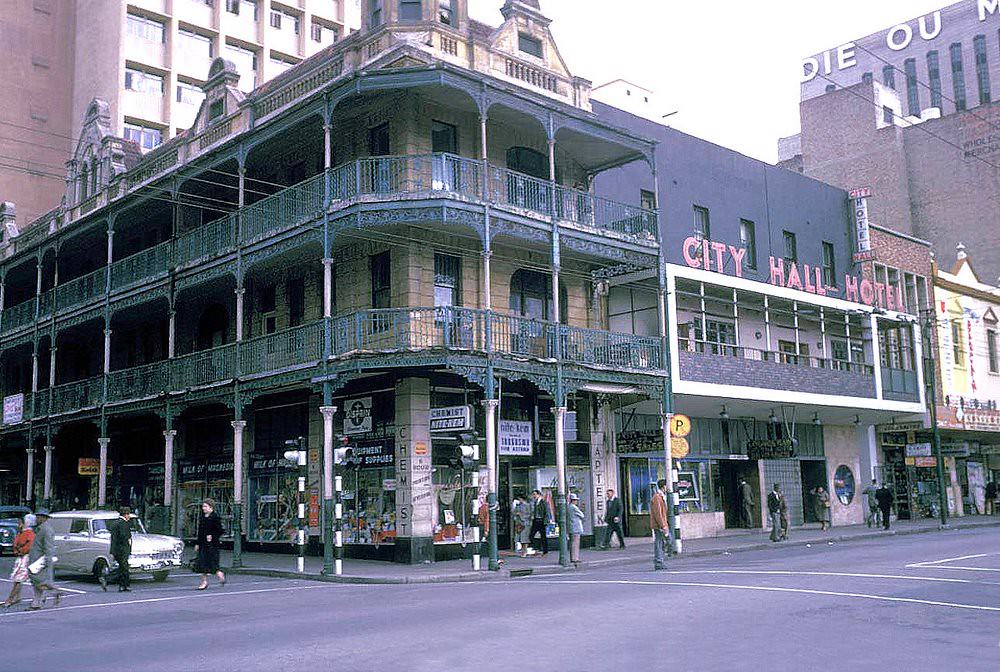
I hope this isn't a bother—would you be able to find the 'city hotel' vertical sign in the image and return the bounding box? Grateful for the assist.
[849,186,876,263]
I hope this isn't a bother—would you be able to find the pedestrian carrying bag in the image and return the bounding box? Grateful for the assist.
[27,556,47,575]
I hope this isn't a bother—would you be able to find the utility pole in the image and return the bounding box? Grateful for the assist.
[284,437,309,573]
[920,309,949,527]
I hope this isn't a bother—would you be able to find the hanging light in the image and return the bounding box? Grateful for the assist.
[812,412,821,426]
[768,409,778,424]
[720,405,730,421]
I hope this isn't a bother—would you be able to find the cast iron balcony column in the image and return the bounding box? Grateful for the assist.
[31,347,39,393]
[552,406,569,567]
[167,310,176,358]
[42,445,54,502]
[231,419,247,568]
[103,328,112,374]
[97,437,110,507]
[322,259,334,318]
[24,447,35,505]
[320,405,337,575]
[163,430,176,510]
[483,398,499,570]
[235,287,245,342]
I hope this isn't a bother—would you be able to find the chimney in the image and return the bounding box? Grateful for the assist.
[0,202,17,242]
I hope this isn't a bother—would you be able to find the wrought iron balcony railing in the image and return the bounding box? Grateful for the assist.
[0,155,658,339]
[16,308,662,422]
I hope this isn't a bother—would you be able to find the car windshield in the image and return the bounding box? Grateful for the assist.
[91,517,147,535]
[0,509,28,522]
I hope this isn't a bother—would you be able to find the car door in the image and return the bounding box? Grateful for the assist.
[47,518,76,574]
[64,518,95,574]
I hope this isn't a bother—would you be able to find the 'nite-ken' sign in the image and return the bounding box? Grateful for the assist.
[681,236,904,310]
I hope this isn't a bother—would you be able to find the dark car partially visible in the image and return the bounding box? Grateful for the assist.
[0,506,31,555]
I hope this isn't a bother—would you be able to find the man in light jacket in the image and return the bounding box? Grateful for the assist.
[28,509,66,610]
[650,479,673,570]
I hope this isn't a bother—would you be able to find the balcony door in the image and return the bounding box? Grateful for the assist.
[505,147,550,211]
[367,123,391,193]
[431,121,458,191]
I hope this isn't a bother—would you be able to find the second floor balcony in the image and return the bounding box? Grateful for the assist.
[5,306,663,424]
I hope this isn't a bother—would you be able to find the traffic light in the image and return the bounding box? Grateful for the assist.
[283,437,307,464]
[334,435,358,469]
[448,444,477,471]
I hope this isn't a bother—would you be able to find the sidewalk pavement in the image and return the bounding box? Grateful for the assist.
[214,515,1000,584]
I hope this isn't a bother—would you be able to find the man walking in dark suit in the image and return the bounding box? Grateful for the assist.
[104,507,133,592]
[767,484,783,542]
[875,483,894,531]
[528,490,549,555]
[602,488,626,549]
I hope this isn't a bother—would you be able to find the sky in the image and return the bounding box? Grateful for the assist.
[468,0,951,163]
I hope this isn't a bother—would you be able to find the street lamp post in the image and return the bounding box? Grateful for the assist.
[284,437,308,573]
[919,309,949,527]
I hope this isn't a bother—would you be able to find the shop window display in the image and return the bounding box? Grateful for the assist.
[247,453,300,543]
[340,466,396,545]
[433,466,486,543]
[176,458,234,540]
[627,458,719,516]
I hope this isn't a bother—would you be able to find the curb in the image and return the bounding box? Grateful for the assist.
[222,519,1000,584]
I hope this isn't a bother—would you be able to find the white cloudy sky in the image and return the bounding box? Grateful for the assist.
[468,0,949,163]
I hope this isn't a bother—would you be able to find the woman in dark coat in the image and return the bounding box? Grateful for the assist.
[195,498,226,590]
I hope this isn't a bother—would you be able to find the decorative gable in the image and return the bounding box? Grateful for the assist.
[192,58,246,135]
[65,99,133,206]
[494,0,571,78]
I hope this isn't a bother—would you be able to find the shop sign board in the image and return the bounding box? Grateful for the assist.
[353,438,395,468]
[905,443,933,457]
[77,458,112,476]
[499,420,533,456]
[849,186,873,262]
[877,421,924,433]
[344,396,373,435]
[914,456,938,468]
[746,439,796,460]
[178,458,234,482]
[941,443,971,457]
[430,405,472,432]
[675,471,699,502]
[249,453,297,474]
[3,393,23,425]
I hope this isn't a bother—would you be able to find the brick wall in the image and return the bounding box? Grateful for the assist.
[678,349,877,398]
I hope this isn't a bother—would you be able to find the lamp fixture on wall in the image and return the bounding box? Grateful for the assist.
[812,412,821,426]
[854,414,861,426]
[720,405,729,421]
[768,409,777,424]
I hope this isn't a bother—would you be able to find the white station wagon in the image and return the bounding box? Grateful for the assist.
[47,510,185,582]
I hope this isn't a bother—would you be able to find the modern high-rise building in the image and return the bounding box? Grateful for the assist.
[0,0,357,229]
[780,0,1000,283]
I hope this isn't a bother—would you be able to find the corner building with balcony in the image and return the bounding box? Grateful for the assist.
[0,0,669,562]
[594,103,928,537]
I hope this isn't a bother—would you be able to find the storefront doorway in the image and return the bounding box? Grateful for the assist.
[799,459,828,524]
[718,459,760,528]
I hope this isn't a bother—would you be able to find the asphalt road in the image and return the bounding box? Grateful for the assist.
[2,528,999,671]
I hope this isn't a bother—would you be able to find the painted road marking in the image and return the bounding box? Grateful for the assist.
[526,578,1000,613]
[0,583,344,620]
[609,569,1000,586]
[907,553,992,567]
[0,578,87,594]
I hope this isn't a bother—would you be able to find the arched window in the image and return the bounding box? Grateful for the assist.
[509,269,567,323]
[90,158,99,195]
[79,164,90,201]
[196,304,229,350]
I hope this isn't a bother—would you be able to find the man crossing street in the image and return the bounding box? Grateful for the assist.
[602,489,625,550]
[103,507,133,592]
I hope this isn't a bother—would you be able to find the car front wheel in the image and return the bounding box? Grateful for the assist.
[93,557,109,584]
[152,570,169,582]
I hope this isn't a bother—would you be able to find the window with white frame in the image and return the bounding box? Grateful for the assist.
[178,30,214,61]
[126,14,165,43]
[988,326,999,374]
[124,123,163,150]
[176,81,205,105]
[125,68,164,94]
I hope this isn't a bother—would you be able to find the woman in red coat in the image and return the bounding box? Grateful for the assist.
[2,515,35,608]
